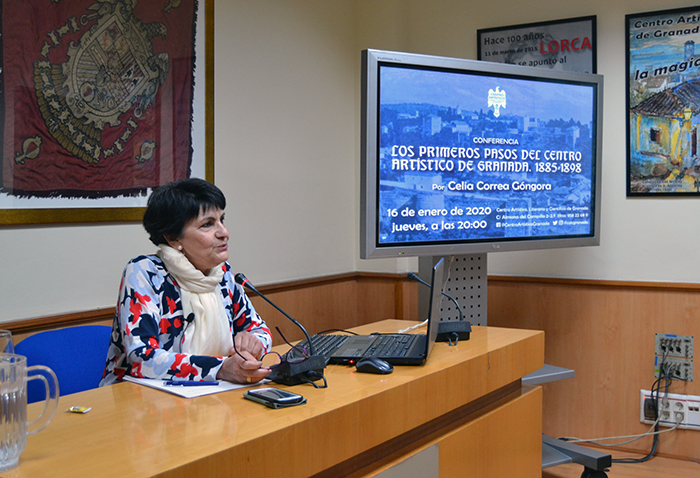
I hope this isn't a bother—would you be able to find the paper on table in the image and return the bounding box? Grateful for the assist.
[123,376,268,398]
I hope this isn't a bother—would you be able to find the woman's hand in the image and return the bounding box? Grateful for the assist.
[234,331,265,360]
[216,332,269,384]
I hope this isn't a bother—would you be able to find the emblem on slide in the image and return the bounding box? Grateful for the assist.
[487,86,506,117]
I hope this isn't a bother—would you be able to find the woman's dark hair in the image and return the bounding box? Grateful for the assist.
[142,178,226,245]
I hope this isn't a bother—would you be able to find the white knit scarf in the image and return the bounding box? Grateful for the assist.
[157,245,233,357]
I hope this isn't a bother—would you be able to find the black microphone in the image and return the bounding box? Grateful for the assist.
[234,273,326,386]
[407,272,471,343]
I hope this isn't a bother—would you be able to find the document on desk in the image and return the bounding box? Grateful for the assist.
[123,376,268,398]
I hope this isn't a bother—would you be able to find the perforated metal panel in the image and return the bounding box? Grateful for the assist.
[418,254,487,326]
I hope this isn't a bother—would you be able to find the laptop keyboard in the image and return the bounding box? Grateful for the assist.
[286,334,350,360]
[367,334,415,358]
[285,333,418,361]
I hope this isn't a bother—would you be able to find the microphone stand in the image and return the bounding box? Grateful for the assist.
[407,272,471,343]
[235,273,326,386]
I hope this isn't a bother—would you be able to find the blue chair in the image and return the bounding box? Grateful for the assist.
[15,325,112,404]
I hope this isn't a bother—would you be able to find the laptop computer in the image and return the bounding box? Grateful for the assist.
[296,257,445,366]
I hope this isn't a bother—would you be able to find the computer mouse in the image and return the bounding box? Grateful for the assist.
[355,357,393,374]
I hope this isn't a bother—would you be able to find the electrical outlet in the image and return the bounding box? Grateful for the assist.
[655,333,694,358]
[640,390,700,431]
[654,356,694,381]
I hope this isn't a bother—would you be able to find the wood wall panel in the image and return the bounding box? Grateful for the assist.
[247,274,419,345]
[488,277,700,461]
[5,273,419,348]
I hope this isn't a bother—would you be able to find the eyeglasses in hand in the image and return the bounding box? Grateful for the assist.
[232,326,309,371]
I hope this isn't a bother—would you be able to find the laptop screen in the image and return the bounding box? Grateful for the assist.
[426,258,446,358]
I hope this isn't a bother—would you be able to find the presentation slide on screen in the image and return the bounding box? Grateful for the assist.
[377,66,596,246]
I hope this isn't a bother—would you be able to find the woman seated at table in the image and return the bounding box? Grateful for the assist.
[100,178,272,386]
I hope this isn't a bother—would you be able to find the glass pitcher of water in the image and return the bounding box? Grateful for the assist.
[0,353,59,471]
[0,330,13,354]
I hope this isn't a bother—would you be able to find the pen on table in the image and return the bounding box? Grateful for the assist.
[164,381,220,387]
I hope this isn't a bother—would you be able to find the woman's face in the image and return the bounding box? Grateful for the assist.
[169,207,229,274]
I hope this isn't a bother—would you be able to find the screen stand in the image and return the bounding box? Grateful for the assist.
[418,254,487,327]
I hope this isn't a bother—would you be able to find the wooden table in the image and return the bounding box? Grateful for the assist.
[8,321,544,478]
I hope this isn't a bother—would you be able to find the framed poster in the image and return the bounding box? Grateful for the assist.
[477,16,597,74]
[0,0,214,225]
[627,6,700,196]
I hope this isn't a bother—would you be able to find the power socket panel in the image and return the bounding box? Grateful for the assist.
[655,333,694,358]
[640,389,700,431]
[654,356,694,381]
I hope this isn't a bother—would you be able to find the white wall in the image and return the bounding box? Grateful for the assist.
[216,1,359,283]
[2,0,700,323]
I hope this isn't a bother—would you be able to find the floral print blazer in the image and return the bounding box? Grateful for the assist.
[100,255,272,386]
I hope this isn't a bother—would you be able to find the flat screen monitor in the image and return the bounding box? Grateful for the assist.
[361,49,603,259]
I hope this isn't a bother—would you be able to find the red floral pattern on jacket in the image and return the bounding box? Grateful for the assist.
[100,255,271,385]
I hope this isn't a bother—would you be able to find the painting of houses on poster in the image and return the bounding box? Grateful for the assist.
[627,6,700,195]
